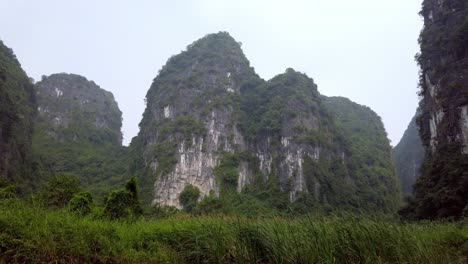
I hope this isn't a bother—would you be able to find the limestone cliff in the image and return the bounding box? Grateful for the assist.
[392,112,425,194]
[35,73,122,145]
[401,0,468,219]
[136,32,261,206]
[135,32,400,212]
[33,74,127,194]
[0,40,36,185]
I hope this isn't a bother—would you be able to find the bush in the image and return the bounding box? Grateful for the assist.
[0,185,16,199]
[68,192,93,216]
[104,189,133,219]
[179,184,200,213]
[104,177,143,220]
[37,175,81,208]
[197,190,223,215]
[0,177,16,199]
[125,176,143,216]
[148,204,179,218]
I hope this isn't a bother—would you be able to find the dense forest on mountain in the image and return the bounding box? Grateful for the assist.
[0,1,467,260]
[400,0,468,220]
[392,112,425,194]
[133,32,401,215]
[0,40,36,191]
[31,74,131,198]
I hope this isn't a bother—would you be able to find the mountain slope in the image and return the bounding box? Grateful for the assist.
[133,32,400,212]
[401,0,468,219]
[322,96,401,211]
[392,112,425,194]
[33,73,128,196]
[0,40,36,187]
[134,32,262,206]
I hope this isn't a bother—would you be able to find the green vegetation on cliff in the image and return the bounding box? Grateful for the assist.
[0,40,36,189]
[238,68,328,141]
[323,96,401,212]
[32,74,129,198]
[402,0,468,220]
[132,32,401,215]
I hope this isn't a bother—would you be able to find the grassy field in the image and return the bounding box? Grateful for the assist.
[0,199,466,263]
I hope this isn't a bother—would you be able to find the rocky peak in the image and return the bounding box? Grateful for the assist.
[135,33,400,212]
[35,73,122,145]
[137,32,262,207]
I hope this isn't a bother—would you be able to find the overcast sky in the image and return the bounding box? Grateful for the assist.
[0,0,423,146]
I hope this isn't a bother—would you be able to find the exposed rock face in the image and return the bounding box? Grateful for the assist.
[0,40,36,184]
[240,73,356,205]
[137,32,260,207]
[35,73,122,145]
[392,112,425,194]
[402,0,468,219]
[135,32,400,211]
[417,0,468,153]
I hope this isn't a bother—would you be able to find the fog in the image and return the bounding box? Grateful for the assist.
[0,0,423,146]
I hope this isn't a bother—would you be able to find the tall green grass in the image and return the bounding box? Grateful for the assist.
[0,199,466,263]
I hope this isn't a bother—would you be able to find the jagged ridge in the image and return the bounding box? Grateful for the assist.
[133,32,400,212]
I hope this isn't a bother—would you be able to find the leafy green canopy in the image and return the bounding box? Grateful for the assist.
[104,177,143,220]
[37,175,81,208]
[322,96,401,212]
[179,184,200,214]
[68,191,93,216]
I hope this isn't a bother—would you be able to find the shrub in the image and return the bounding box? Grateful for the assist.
[179,184,200,213]
[68,191,93,216]
[37,175,81,208]
[125,176,143,215]
[149,204,179,218]
[0,185,16,199]
[104,177,143,220]
[197,190,223,214]
[0,177,16,199]
[104,189,133,219]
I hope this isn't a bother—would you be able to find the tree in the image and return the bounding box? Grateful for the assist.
[179,184,200,214]
[104,176,143,220]
[38,175,81,208]
[124,176,143,215]
[68,191,93,216]
[197,190,223,215]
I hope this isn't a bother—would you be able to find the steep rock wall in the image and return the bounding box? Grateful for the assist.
[137,32,260,207]
[135,32,400,212]
[402,0,468,219]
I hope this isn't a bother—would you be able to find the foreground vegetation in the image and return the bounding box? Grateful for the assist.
[0,198,466,263]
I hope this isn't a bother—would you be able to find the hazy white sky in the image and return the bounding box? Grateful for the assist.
[0,0,423,146]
